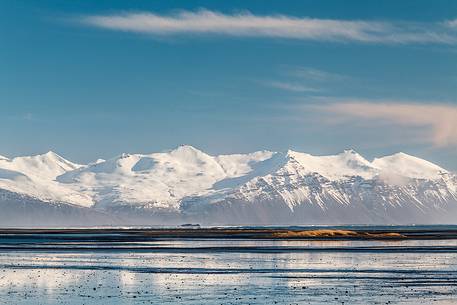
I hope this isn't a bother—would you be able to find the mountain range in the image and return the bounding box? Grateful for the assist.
[1,145,456,226]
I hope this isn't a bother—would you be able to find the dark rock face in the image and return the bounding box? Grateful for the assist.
[2,165,457,226]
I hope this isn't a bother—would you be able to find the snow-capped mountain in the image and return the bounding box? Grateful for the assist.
[0,151,92,207]
[1,145,456,226]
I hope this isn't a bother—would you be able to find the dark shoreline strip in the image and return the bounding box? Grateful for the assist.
[1,228,457,240]
[0,245,457,253]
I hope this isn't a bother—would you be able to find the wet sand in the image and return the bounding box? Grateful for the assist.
[0,226,456,304]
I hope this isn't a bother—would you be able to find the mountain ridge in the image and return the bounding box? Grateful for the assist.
[0,145,456,226]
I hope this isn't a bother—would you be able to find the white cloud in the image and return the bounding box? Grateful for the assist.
[317,101,457,147]
[266,81,319,92]
[445,19,457,28]
[79,10,457,44]
[263,67,347,93]
[289,67,347,81]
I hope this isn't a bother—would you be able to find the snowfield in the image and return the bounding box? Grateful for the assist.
[1,145,456,226]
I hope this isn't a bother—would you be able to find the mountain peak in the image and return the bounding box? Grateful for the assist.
[119,153,131,159]
[373,152,447,179]
[43,150,64,159]
[0,150,82,183]
[1,146,457,225]
[387,152,414,159]
[335,149,372,168]
[285,149,299,157]
[342,148,357,154]
[338,149,365,159]
[282,150,375,181]
[168,144,211,159]
[12,150,75,165]
[171,144,203,153]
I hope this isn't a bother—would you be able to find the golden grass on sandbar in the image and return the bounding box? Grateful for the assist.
[271,229,405,239]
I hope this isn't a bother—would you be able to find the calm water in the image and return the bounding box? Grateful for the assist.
[0,227,457,304]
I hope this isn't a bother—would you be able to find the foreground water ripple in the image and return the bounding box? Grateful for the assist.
[0,227,456,304]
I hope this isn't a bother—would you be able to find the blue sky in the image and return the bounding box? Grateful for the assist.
[1,0,457,169]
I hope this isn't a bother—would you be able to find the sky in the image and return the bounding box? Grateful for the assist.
[1,0,457,169]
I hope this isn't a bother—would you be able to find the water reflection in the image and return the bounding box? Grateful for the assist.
[0,239,456,304]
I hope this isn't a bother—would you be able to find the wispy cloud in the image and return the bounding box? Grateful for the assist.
[265,81,319,92]
[445,19,457,28]
[262,67,347,93]
[79,10,457,44]
[289,67,347,81]
[316,101,457,147]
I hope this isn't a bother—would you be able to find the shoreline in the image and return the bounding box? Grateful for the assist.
[1,226,457,240]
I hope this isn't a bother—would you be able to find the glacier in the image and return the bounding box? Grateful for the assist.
[0,145,456,226]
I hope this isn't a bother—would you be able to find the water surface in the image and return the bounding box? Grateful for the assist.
[0,226,456,304]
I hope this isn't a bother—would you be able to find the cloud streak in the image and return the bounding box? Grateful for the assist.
[446,19,457,28]
[286,67,347,82]
[265,81,319,92]
[79,10,457,44]
[318,101,457,147]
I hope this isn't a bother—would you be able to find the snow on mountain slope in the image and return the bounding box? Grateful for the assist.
[201,149,446,211]
[373,152,447,179]
[57,145,275,210]
[1,145,456,225]
[185,150,374,211]
[180,149,457,224]
[215,150,275,177]
[0,152,92,206]
[288,149,377,180]
[0,151,81,180]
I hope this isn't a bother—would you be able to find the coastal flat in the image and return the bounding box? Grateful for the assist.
[0,226,456,304]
